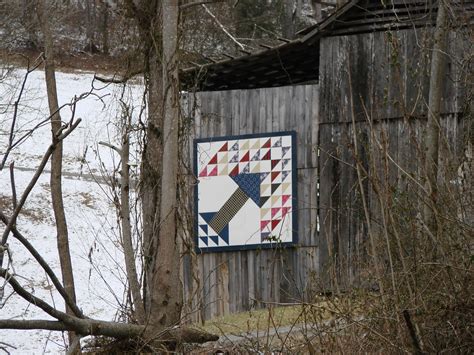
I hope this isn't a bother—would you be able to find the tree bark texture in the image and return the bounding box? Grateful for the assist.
[137,0,165,314]
[120,126,145,323]
[145,0,182,331]
[133,0,183,331]
[0,319,217,343]
[424,0,448,231]
[37,0,79,349]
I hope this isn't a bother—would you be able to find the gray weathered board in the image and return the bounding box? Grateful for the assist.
[318,28,472,289]
[181,85,320,321]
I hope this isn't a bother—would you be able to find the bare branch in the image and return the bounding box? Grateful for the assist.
[0,318,218,343]
[0,340,16,354]
[0,319,73,332]
[98,141,122,155]
[8,163,17,210]
[0,211,84,318]
[202,4,245,50]
[0,268,74,322]
[0,119,82,268]
[94,68,144,84]
[1,89,97,168]
[0,59,43,171]
[0,267,217,341]
[180,0,225,10]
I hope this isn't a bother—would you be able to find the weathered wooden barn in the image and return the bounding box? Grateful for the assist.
[180,0,473,321]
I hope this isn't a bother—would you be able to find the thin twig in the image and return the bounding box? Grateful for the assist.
[9,163,17,210]
[0,211,84,318]
[0,58,43,171]
[0,119,82,268]
[202,4,245,50]
[180,0,225,10]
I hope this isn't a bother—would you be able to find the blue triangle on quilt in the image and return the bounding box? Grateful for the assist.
[199,224,208,235]
[282,146,291,157]
[230,142,239,151]
[209,235,219,245]
[218,225,229,245]
[199,237,209,246]
[200,212,216,225]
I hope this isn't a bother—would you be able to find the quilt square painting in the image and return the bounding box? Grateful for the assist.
[194,131,297,252]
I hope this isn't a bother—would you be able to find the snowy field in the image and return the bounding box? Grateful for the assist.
[0,67,144,353]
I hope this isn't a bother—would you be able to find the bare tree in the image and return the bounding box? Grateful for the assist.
[37,0,80,350]
[123,0,182,334]
[148,0,181,331]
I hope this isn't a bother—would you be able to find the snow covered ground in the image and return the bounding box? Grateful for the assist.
[0,68,144,353]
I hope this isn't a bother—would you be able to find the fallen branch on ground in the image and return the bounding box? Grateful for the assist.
[0,267,217,343]
[94,68,144,84]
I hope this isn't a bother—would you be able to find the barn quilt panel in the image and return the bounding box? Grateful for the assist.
[194,131,297,252]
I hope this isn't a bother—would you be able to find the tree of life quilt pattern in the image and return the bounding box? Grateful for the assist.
[194,131,297,252]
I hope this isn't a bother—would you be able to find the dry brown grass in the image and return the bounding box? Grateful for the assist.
[0,193,51,223]
[0,48,125,76]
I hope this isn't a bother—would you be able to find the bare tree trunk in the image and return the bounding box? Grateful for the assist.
[139,1,164,315]
[85,0,97,53]
[120,120,145,323]
[126,0,182,335]
[424,0,448,232]
[37,0,80,351]
[146,0,182,332]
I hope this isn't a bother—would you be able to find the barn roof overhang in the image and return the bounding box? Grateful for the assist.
[180,37,320,92]
[181,0,474,92]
